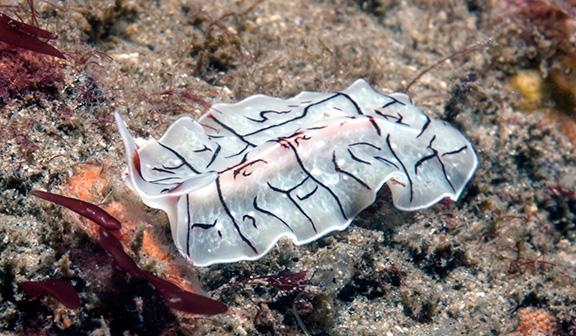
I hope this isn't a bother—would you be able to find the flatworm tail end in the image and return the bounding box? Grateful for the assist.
[114,111,138,186]
[114,112,172,209]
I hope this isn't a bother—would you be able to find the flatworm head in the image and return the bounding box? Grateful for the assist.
[115,79,477,266]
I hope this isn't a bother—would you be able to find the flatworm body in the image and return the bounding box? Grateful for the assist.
[115,79,477,266]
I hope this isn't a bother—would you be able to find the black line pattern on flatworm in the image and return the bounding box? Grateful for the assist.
[224,144,251,159]
[374,156,399,169]
[253,197,295,233]
[347,148,371,165]
[414,136,438,175]
[147,176,184,185]
[245,110,292,123]
[193,145,213,153]
[215,177,258,255]
[285,141,349,221]
[233,159,267,179]
[417,114,431,138]
[442,145,468,157]
[297,185,318,201]
[206,143,221,168]
[367,116,381,136]
[157,142,202,174]
[267,178,318,234]
[350,142,382,150]
[306,125,328,131]
[152,166,176,175]
[381,96,406,108]
[186,195,219,256]
[241,92,364,138]
[332,151,371,190]
[413,136,456,193]
[209,115,257,148]
[385,134,413,202]
[243,215,257,229]
[197,93,368,174]
[157,161,186,171]
[375,111,409,126]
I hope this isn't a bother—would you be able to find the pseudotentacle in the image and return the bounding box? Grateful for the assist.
[115,79,477,267]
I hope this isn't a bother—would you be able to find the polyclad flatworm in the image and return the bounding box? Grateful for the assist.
[115,79,478,267]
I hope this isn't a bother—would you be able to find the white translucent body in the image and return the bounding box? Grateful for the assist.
[115,79,478,266]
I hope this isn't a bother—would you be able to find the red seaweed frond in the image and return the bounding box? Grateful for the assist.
[32,190,228,315]
[0,13,65,59]
[31,190,122,231]
[0,0,67,104]
[20,279,81,310]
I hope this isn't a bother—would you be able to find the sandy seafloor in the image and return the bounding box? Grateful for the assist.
[1,0,576,335]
